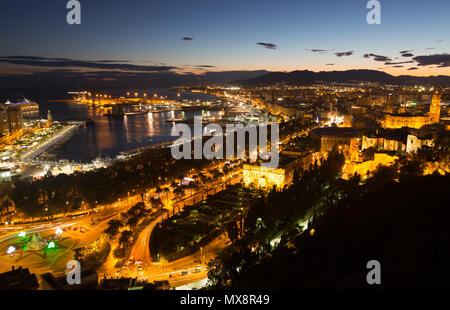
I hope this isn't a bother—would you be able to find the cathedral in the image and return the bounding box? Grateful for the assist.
[383,92,441,129]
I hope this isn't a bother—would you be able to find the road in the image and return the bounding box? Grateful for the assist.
[1,163,241,289]
[119,174,239,288]
[0,197,136,275]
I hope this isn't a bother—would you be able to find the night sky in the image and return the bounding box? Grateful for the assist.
[0,0,449,86]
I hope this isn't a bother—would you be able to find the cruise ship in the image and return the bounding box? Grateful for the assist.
[3,98,40,113]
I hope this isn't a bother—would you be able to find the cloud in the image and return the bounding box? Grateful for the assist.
[0,56,177,72]
[326,63,335,66]
[182,37,193,41]
[257,42,277,50]
[385,60,414,65]
[335,51,354,57]
[363,53,392,62]
[407,67,419,70]
[412,54,450,67]
[437,40,443,43]
[196,65,216,68]
[307,48,333,53]
[399,50,414,57]
[425,47,436,50]
[392,65,403,68]
[1,56,71,61]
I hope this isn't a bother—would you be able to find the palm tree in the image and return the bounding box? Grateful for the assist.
[104,219,123,237]
[127,215,140,229]
[119,230,133,249]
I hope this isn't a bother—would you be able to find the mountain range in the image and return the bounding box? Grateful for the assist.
[233,69,450,87]
[1,69,450,89]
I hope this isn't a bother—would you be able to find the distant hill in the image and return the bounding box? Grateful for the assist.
[234,69,450,87]
[0,70,270,89]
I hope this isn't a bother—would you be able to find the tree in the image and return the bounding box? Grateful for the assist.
[143,280,170,290]
[1,198,14,214]
[127,216,140,229]
[104,219,123,237]
[162,187,170,206]
[119,230,133,249]
[150,197,163,209]
[225,222,240,242]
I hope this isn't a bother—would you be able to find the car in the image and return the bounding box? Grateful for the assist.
[121,266,127,271]
[135,260,143,265]
[137,265,144,271]
[180,271,188,276]
[127,257,135,265]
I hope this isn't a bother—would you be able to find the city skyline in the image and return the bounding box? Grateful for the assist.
[0,0,450,295]
[0,0,449,87]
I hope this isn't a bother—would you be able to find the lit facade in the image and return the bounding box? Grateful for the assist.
[243,164,286,190]
[242,156,302,190]
[383,93,441,129]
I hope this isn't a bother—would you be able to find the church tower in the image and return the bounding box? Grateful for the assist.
[429,92,441,124]
[46,110,53,127]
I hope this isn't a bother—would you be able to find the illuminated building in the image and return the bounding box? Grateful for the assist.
[383,92,441,129]
[429,92,441,124]
[361,129,434,154]
[0,168,11,182]
[405,134,434,153]
[0,107,7,135]
[312,127,361,162]
[242,156,302,190]
[6,106,24,134]
[347,153,398,179]
[46,110,53,127]
[243,164,287,190]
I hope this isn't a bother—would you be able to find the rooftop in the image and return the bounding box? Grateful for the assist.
[0,266,39,290]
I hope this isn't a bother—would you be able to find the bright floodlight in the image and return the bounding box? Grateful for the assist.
[47,241,56,249]
[7,246,16,254]
[18,231,26,238]
[55,227,63,235]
